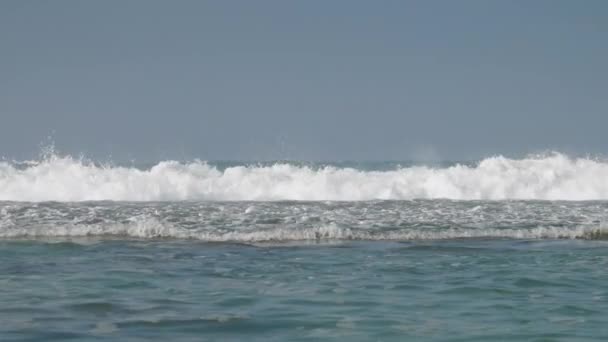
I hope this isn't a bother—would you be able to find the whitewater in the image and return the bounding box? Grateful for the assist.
[1,152,607,202]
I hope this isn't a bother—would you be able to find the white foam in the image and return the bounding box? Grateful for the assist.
[1,153,608,201]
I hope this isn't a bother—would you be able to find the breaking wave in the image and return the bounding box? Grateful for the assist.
[1,153,608,201]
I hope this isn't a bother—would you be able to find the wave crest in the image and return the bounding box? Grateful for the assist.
[1,153,608,201]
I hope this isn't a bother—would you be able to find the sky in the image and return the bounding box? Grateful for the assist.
[1,0,607,161]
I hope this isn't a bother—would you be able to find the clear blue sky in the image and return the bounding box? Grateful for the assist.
[1,1,607,161]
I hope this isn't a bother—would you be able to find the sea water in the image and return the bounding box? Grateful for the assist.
[1,154,608,341]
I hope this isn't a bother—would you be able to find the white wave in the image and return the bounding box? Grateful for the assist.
[1,217,605,241]
[1,153,608,201]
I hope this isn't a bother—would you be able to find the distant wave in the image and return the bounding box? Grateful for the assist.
[1,153,608,201]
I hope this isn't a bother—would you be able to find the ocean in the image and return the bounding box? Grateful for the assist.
[1,153,608,341]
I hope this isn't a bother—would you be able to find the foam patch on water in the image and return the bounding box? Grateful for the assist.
[2,217,606,242]
[1,153,608,201]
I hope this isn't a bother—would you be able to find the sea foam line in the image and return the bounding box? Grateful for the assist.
[1,218,606,241]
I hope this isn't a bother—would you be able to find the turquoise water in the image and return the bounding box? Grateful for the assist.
[2,238,608,341]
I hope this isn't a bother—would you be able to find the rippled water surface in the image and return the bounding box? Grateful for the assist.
[2,239,608,341]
